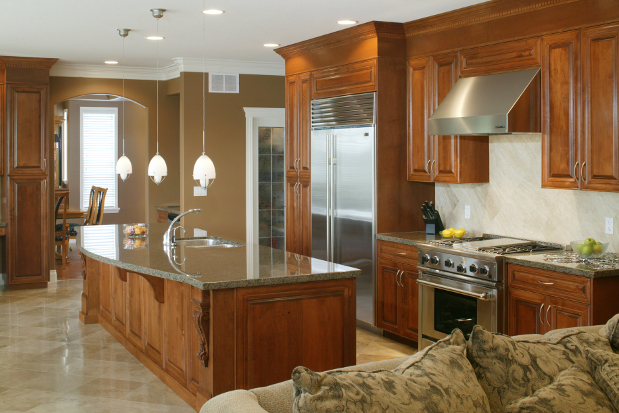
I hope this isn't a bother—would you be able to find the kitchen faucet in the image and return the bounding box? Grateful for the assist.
[163,208,201,247]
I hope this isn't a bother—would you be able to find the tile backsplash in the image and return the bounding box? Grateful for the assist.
[435,134,619,252]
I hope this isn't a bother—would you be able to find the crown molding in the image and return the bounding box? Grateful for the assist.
[50,57,284,80]
[0,56,58,70]
[404,0,577,37]
[275,21,404,59]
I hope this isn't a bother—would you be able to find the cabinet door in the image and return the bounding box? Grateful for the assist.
[298,73,311,177]
[285,178,300,254]
[581,24,619,192]
[311,59,376,99]
[5,84,48,176]
[298,177,311,257]
[541,31,581,189]
[431,53,459,183]
[546,297,590,331]
[508,287,546,336]
[6,176,48,285]
[407,57,432,182]
[400,264,419,341]
[460,37,541,77]
[376,259,401,334]
[285,75,299,176]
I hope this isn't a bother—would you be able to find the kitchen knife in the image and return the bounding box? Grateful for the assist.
[421,206,429,220]
[429,201,435,213]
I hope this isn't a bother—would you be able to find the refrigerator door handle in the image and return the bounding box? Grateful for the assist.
[325,134,330,262]
[330,134,335,264]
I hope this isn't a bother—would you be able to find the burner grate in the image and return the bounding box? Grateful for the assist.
[426,237,485,248]
[478,243,561,255]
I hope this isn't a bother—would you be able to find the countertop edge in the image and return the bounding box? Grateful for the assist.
[155,205,181,214]
[503,256,619,279]
[376,233,422,246]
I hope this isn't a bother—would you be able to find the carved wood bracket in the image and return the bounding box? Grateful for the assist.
[192,298,210,368]
[116,267,128,282]
[138,273,165,304]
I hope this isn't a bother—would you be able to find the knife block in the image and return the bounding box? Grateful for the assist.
[423,217,445,235]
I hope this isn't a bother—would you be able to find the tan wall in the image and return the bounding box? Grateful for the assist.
[180,73,285,241]
[64,99,147,225]
[49,77,180,224]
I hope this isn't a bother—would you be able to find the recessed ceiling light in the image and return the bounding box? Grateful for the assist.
[146,36,164,40]
[338,20,358,25]
[203,9,224,14]
[263,43,280,47]
[105,61,119,65]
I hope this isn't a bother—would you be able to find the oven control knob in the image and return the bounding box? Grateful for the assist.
[444,259,454,268]
[421,254,430,264]
[480,266,490,276]
[430,256,440,265]
[457,264,466,273]
[469,264,478,273]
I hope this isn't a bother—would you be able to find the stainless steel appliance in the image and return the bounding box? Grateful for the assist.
[416,235,562,349]
[311,92,376,325]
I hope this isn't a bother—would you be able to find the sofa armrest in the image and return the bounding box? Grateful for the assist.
[200,390,269,413]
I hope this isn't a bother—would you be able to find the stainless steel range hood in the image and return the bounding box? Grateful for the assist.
[428,68,541,136]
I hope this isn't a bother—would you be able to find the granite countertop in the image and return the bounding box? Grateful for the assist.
[505,255,619,279]
[0,222,5,228]
[155,205,181,214]
[377,231,441,246]
[77,223,360,290]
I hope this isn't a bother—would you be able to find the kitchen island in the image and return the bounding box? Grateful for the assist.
[77,223,360,411]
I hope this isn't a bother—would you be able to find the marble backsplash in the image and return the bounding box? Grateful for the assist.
[435,134,619,253]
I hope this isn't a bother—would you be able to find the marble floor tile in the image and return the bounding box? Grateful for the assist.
[85,346,141,364]
[0,326,58,339]
[0,388,63,412]
[75,330,125,347]
[60,358,132,377]
[354,327,416,365]
[0,335,27,349]
[35,327,99,343]
[0,338,66,354]
[7,354,77,373]
[0,351,38,367]
[27,394,172,413]
[121,381,191,406]
[68,377,147,399]
[17,371,97,393]
[98,362,158,383]
[0,368,49,388]
[39,342,109,359]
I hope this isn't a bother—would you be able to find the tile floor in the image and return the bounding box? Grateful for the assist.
[0,279,416,412]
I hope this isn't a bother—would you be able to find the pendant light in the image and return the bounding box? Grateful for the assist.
[147,8,168,185]
[116,28,133,181]
[193,0,216,189]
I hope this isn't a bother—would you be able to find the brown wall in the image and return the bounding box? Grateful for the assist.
[180,73,285,241]
[64,99,147,225]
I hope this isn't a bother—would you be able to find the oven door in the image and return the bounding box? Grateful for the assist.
[417,271,500,350]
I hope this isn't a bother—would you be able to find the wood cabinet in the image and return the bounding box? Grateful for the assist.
[311,59,377,100]
[507,264,619,336]
[285,176,310,256]
[407,53,489,184]
[376,240,419,341]
[459,37,542,78]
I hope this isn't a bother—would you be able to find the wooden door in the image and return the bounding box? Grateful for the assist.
[581,24,619,192]
[508,287,545,336]
[6,176,48,285]
[376,259,401,334]
[546,297,590,331]
[400,264,419,341]
[541,30,581,189]
[285,178,299,254]
[298,177,311,257]
[407,57,432,182]
[298,72,311,177]
[285,74,299,175]
[431,53,459,183]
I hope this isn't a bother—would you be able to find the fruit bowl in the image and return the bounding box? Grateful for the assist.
[441,228,467,239]
[570,240,609,258]
[123,223,149,238]
[124,237,148,249]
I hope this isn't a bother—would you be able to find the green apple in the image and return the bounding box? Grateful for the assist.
[593,244,603,254]
[581,245,593,256]
[584,238,596,246]
[576,244,584,254]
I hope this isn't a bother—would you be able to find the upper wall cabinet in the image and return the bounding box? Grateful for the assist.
[407,52,489,184]
[285,73,311,178]
[460,38,542,78]
[311,60,377,100]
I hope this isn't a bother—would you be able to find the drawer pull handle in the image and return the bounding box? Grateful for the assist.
[538,280,554,285]
[396,252,407,256]
[546,304,552,327]
[455,318,473,323]
[540,303,545,324]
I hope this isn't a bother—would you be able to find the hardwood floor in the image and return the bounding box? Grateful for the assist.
[55,241,83,280]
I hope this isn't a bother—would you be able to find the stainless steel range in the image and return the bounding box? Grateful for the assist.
[416,235,562,350]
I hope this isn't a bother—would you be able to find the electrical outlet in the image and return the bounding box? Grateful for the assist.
[606,217,614,235]
[193,228,208,237]
[194,186,207,196]
[465,205,471,219]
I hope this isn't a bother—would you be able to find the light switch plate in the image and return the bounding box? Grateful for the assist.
[194,186,207,196]
[606,217,614,235]
[194,228,208,237]
[465,205,471,219]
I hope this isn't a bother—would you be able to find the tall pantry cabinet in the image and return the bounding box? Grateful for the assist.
[0,56,57,289]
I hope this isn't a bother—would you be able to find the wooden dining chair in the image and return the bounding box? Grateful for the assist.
[85,186,108,225]
[54,194,70,268]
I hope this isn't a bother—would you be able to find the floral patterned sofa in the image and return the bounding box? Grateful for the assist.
[201,316,619,413]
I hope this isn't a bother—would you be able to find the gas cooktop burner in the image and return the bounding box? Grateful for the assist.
[544,252,619,270]
[479,243,561,255]
[425,237,485,247]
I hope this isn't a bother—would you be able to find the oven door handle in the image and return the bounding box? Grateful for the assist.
[416,277,493,300]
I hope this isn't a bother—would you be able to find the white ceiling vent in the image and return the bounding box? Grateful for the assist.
[209,73,239,93]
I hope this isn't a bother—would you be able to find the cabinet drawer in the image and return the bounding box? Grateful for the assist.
[311,59,376,99]
[377,240,418,264]
[460,37,541,77]
[508,264,590,304]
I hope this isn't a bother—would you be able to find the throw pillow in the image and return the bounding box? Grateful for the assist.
[505,366,616,413]
[292,329,491,413]
[601,314,619,352]
[587,348,619,409]
[467,325,612,412]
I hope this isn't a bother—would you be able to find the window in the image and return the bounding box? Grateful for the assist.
[80,107,119,212]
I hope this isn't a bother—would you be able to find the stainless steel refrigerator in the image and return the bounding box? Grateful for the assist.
[310,93,376,325]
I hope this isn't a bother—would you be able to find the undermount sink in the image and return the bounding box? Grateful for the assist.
[174,237,240,248]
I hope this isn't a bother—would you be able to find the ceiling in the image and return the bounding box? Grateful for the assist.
[1,0,485,75]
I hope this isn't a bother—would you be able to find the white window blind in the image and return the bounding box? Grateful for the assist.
[82,226,118,260]
[80,107,118,211]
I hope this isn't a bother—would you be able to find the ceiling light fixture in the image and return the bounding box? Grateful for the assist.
[203,9,224,14]
[147,8,168,185]
[105,60,118,65]
[116,28,133,182]
[146,36,164,40]
[337,20,358,25]
[263,43,280,47]
[193,0,216,190]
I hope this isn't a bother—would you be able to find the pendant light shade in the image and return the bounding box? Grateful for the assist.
[116,155,133,181]
[193,153,216,189]
[148,154,167,184]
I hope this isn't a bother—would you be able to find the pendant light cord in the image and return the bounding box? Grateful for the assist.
[202,0,206,155]
[156,18,160,155]
[122,34,126,156]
